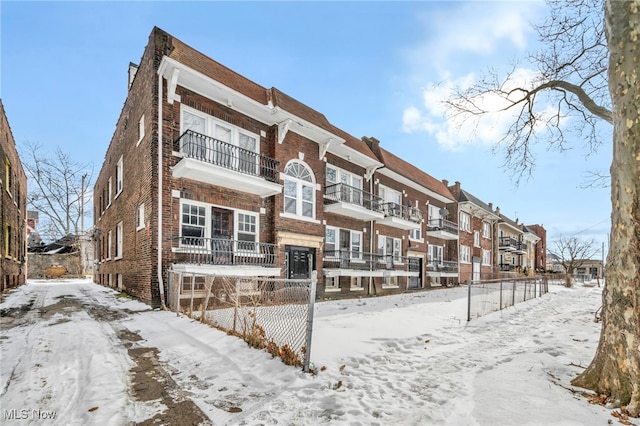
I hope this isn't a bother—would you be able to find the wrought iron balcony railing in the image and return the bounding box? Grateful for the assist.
[324,183,383,213]
[499,236,518,248]
[323,249,420,272]
[173,237,277,267]
[174,130,280,182]
[426,218,459,235]
[381,202,422,224]
[426,259,459,273]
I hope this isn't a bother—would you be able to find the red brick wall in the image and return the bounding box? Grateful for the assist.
[0,100,27,290]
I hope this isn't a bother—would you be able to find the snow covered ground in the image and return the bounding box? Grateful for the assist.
[0,278,622,425]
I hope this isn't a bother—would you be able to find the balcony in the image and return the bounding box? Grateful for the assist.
[513,242,527,254]
[499,236,518,251]
[426,218,459,240]
[324,183,385,221]
[173,237,277,268]
[323,250,421,274]
[426,259,459,277]
[172,130,282,198]
[377,202,422,230]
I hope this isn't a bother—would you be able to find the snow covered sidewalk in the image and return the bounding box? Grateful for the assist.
[0,279,618,425]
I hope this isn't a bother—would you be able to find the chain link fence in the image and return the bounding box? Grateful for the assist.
[167,271,317,371]
[467,277,549,321]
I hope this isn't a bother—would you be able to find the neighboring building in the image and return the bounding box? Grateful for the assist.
[448,182,500,282]
[521,225,541,275]
[0,99,27,290]
[526,224,547,272]
[496,210,526,273]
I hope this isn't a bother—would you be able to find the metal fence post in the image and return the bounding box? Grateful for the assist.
[304,271,317,372]
[499,280,503,310]
[467,279,472,321]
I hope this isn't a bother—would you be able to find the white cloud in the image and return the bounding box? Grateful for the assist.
[402,67,564,151]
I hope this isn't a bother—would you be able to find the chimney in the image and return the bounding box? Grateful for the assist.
[362,136,382,159]
[488,202,493,210]
[442,179,449,187]
[128,62,139,91]
[495,206,500,215]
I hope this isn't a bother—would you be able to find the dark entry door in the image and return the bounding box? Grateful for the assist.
[286,246,315,279]
[211,208,233,263]
[408,257,422,289]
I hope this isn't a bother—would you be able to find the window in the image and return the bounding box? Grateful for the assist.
[237,213,257,243]
[325,276,339,291]
[474,231,480,247]
[410,227,422,241]
[383,275,398,288]
[325,227,362,259]
[4,223,11,258]
[137,114,145,146]
[459,212,470,232]
[283,161,315,219]
[326,165,363,204]
[179,201,259,249]
[180,106,260,166]
[181,203,206,243]
[115,156,123,196]
[460,245,471,263]
[108,177,112,207]
[428,244,443,265]
[107,230,112,260]
[5,158,11,195]
[482,249,491,265]
[351,276,363,290]
[378,235,401,262]
[136,204,145,230]
[115,221,123,259]
[482,221,491,238]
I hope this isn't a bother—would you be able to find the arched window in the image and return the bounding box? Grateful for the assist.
[283,161,315,219]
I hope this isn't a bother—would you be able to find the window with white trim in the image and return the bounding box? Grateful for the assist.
[108,177,112,207]
[326,164,363,204]
[181,202,206,244]
[107,230,112,260]
[378,235,401,262]
[325,276,339,290]
[115,155,123,196]
[137,114,145,146]
[410,227,422,241]
[136,204,145,231]
[115,221,123,259]
[180,106,260,163]
[383,275,398,288]
[283,161,315,219]
[474,231,480,247]
[351,276,363,289]
[428,244,443,265]
[482,221,491,238]
[178,200,260,248]
[482,249,491,265]
[460,245,471,263]
[459,212,470,232]
[379,185,401,205]
[325,226,362,259]
[237,213,257,243]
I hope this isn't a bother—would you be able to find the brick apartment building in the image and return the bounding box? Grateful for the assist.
[448,181,500,282]
[94,27,545,306]
[1,99,27,290]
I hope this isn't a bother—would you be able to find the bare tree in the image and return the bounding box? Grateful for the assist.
[446,0,640,415]
[20,141,93,242]
[548,236,599,275]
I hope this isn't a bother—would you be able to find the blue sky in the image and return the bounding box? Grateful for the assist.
[1,1,611,255]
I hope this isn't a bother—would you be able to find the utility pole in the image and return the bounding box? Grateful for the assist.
[80,174,87,234]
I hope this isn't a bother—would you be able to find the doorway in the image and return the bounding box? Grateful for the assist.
[285,245,315,279]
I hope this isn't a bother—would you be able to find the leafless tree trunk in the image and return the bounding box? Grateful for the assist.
[19,141,93,242]
[571,1,640,414]
[548,236,599,275]
[446,0,639,414]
